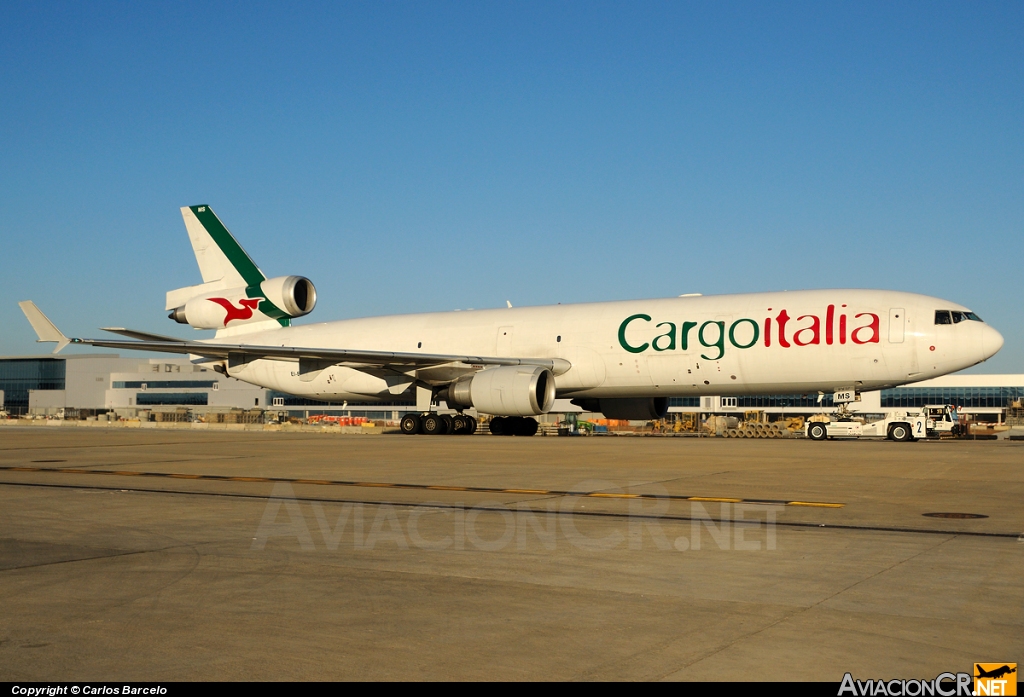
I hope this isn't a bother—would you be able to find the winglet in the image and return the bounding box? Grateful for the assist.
[18,301,71,354]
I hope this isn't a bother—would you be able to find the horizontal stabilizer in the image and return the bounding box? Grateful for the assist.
[165,280,232,312]
[18,301,71,354]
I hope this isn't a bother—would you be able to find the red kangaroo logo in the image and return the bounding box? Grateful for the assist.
[208,297,262,326]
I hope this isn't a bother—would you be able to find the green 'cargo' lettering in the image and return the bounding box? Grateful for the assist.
[618,314,651,353]
[728,318,759,349]
[698,321,725,360]
[652,322,676,351]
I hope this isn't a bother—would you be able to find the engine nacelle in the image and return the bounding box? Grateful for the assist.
[444,365,556,416]
[570,397,669,420]
[260,275,317,318]
[169,276,317,329]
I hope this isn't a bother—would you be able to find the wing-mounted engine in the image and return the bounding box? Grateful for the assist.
[168,275,317,330]
[442,365,556,416]
[570,397,668,420]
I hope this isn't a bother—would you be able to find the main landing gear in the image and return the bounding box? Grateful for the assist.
[399,414,540,436]
[400,413,477,436]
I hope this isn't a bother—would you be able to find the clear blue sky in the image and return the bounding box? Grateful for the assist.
[2,1,1021,372]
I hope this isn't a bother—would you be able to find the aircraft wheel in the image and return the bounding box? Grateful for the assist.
[489,416,507,435]
[400,414,422,435]
[890,423,913,442]
[807,423,828,441]
[422,413,446,435]
[465,415,478,434]
[451,414,469,434]
[441,414,455,435]
[518,417,539,436]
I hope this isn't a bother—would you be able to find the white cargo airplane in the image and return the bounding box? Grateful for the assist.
[20,205,1004,436]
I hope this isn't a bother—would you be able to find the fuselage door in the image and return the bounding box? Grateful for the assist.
[888,308,905,343]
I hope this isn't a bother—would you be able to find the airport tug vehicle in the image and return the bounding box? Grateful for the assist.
[805,389,961,442]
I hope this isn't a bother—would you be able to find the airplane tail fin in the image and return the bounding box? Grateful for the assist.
[181,205,265,287]
[166,205,306,338]
[19,301,71,354]
[165,205,267,311]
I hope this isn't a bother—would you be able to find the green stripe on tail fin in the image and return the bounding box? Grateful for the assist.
[187,205,266,287]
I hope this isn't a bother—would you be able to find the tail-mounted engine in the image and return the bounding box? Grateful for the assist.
[168,275,317,329]
[442,365,556,416]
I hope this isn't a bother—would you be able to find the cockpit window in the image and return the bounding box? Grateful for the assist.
[936,309,984,324]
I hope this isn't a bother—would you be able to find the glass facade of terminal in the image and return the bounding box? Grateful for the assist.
[880,386,1023,408]
[669,388,1022,410]
[737,394,835,408]
[135,392,209,406]
[267,390,415,408]
[113,380,217,389]
[0,358,66,414]
[671,388,1023,410]
[670,395,834,408]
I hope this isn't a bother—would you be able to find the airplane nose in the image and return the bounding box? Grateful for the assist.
[982,325,1004,359]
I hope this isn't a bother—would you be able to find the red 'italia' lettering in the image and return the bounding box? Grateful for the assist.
[851,313,880,344]
[793,315,821,346]
[620,302,883,356]
[775,310,792,348]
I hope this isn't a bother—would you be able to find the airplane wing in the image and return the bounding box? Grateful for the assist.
[100,327,190,342]
[66,335,571,372]
[19,301,571,375]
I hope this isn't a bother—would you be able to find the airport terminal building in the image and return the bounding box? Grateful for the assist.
[1,353,1021,423]
[0,354,414,420]
[678,373,1023,422]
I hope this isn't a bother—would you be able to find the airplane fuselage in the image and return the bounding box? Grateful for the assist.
[219,289,1003,403]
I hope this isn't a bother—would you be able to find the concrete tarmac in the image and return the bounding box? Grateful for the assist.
[0,428,1021,681]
